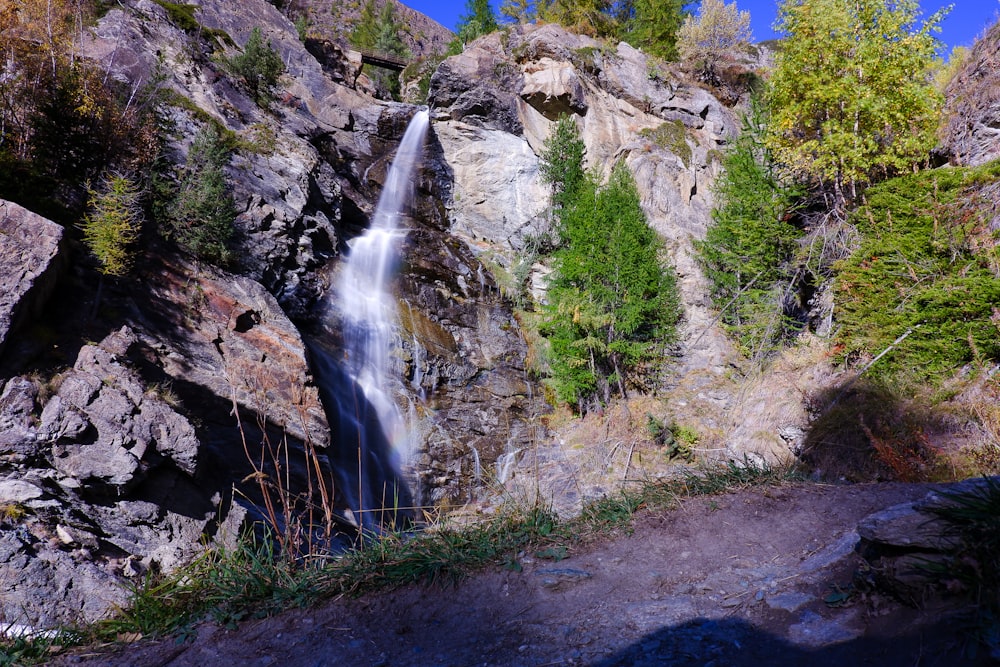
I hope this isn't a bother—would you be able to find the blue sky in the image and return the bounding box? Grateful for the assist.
[404,1,998,52]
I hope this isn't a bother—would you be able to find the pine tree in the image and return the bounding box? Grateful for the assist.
[82,173,143,277]
[537,0,616,38]
[454,0,499,47]
[543,163,681,411]
[160,124,236,265]
[227,27,284,106]
[349,0,382,51]
[349,0,409,99]
[697,98,801,357]
[539,116,587,227]
[625,0,693,60]
[764,0,947,209]
[373,1,407,56]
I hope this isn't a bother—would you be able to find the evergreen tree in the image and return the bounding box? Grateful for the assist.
[543,163,682,412]
[539,116,587,227]
[227,27,285,106]
[697,98,802,358]
[625,0,693,60]
[452,0,499,51]
[500,0,536,23]
[349,0,409,99]
[373,1,408,56]
[82,173,143,278]
[537,0,616,38]
[349,0,381,50]
[765,0,947,209]
[159,124,236,265]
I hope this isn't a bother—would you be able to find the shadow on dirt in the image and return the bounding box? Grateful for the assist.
[591,614,984,667]
[800,378,946,482]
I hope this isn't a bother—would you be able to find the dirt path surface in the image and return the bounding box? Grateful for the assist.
[57,483,985,667]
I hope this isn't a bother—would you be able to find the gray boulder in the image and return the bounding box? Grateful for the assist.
[0,200,65,362]
[857,478,1000,603]
[39,327,200,492]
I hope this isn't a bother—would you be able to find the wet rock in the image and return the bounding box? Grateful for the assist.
[0,200,65,362]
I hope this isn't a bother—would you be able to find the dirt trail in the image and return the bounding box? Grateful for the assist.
[56,482,985,667]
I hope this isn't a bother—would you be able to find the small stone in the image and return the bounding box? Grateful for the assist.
[0,479,43,503]
[537,567,592,590]
[55,525,75,546]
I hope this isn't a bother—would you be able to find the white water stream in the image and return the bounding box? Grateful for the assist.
[337,109,428,466]
[310,110,430,533]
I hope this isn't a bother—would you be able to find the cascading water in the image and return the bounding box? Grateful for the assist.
[338,109,429,463]
[311,109,429,534]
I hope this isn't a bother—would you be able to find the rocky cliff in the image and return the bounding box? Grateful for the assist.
[0,0,769,626]
[941,22,1000,167]
[0,0,533,629]
[9,0,976,632]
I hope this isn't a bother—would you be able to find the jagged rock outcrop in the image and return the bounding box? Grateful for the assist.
[0,328,242,631]
[396,226,540,506]
[41,327,200,490]
[82,0,544,510]
[0,200,65,362]
[941,23,1000,167]
[127,257,329,449]
[88,0,414,318]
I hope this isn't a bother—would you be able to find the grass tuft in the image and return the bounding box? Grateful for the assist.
[921,477,1000,658]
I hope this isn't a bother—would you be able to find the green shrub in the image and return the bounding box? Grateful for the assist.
[639,120,691,166]
[539,116,587,223]
[157,124,236,265]
[152,0,199,32]
[81,173,143,277]
[834,161,1000,384]
[542,164,682,412]
[697,98,802,359]
[225,27,284,106]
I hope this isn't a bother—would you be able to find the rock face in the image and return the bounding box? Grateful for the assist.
[42,327,200,490]
[0,328,240,631]
[941,23,1000,167]
[78,1,544,518]
[127,257,329,449]
[429,24,736,364]
[0,0,849,630]
[855,478,998,604]
[429,24,775,469]
[0,200,65,362]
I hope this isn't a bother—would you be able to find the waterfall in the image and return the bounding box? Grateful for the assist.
[338,109,429,463]
[312,109,429,534]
